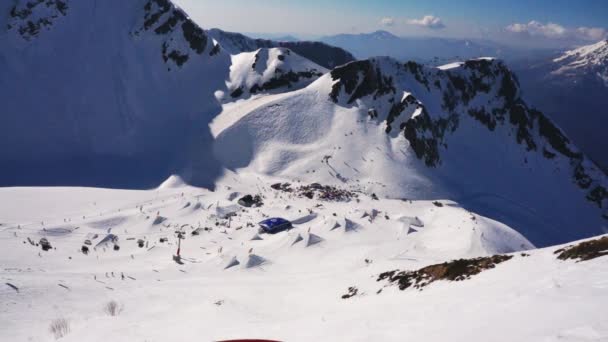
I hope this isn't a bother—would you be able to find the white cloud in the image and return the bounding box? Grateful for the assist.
[379,17,395,27]
[506,21,606,41]
[506,21,566,38]
[576,27,608,41]
[407,15,445,29]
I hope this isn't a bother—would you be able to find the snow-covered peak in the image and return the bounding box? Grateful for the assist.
[437,57,496,70]
[552,40,608,85]
[368,30,401,40]
[221,47,327,102]
[437,61,464,70]
[207,28,355,69]
[554,39,608,65]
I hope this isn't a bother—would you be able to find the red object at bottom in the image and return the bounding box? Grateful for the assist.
[217,340,282,342]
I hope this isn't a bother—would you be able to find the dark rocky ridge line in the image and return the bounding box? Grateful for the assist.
[7,0,69,40]
[134,0,211,68]
[231,69,324,99]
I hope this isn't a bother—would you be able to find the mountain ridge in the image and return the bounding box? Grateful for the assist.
[320,31,519,63]
[208,28,356,69]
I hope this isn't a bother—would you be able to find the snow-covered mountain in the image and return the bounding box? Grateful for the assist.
[219,47,327,102]
[0,0,232,188]
[552,39,608,84]
[213,57,607,246]
[515,40,608,170]
[208,28,355,69]
[0,1,354,189]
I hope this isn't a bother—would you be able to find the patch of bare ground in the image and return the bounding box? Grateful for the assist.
[271,182,358,202]
[554,236,608,262]
[377,254,513,291]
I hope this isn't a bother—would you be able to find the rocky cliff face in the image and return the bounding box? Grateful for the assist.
[328,57,606,209]
[7,0,69,40]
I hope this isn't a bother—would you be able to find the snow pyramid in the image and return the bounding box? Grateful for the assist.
[344,218,362,233]
[329,221,342,231]
[291,233,304,246]
[250,233,264,241]
[95,234,118,248]
[245,254,268,268]
[370,209,381,221]
[224,256,240,269]
[411,216,424,228]
[305,233,324,247]
[152,216,167,225]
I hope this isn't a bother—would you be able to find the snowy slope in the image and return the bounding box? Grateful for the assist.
[553,39,608,84]
[0,180,606,341]
[213,57,608,246]
[219,47,327,102]
[0,0,230,188]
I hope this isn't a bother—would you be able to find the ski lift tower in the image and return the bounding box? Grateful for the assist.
[173,231,185,264]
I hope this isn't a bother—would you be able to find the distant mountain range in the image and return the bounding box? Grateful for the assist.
[319,30,549,64]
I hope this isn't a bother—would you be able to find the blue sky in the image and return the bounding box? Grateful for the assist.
[174,0,608,46]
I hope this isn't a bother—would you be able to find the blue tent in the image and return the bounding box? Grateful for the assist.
[258,217,292,234]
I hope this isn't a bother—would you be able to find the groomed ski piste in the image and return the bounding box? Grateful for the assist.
[1,171,607,341]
